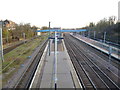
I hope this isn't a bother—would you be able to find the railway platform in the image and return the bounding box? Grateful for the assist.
[71,33,120,60]
[30,39,81,88]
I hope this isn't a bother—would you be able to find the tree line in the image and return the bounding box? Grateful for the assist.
[2,23,39,44]
[81,16,119,45]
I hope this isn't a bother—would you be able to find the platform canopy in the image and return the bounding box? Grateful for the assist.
[36,29,86,32]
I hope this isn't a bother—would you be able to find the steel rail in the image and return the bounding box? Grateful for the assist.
[66,34,120,89]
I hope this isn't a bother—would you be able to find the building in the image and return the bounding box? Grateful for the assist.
[37,28,41,36]
[3,19,16,30]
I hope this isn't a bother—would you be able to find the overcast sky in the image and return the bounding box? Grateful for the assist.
[0,0,119,28]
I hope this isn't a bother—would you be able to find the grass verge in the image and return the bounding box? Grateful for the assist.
[2,35,48,86]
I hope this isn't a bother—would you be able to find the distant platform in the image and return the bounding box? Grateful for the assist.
[71,33,120,60]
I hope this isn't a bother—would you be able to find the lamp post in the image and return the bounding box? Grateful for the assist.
[54,31,57,89]
[108,43,112,69]
[103,32,106,43]
[49,22,51,56]
[88,30,90,38]
[23,33,25,43]
[94,31,96,39]
[0,21,4,61]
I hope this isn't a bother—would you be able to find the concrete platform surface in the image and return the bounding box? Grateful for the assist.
[40,40,75,88]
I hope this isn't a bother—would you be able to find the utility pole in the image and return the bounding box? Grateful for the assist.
[7,29,9,43]
[54,31,57,89]
[82,32,84,36]
[83,31,85,36]
[49,22,51,56]
[88,30,90,38]
[94,31,96,39]
[103,32,106,43]
[108,43,112,69]
[23,33,25,43]
[0,21,4,61]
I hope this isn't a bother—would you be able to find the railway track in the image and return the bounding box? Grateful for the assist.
[13,39,48,89]
[64,34,120,89]
[72,34,120,69]
[3,41,25,55]
[3,36,42,55]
